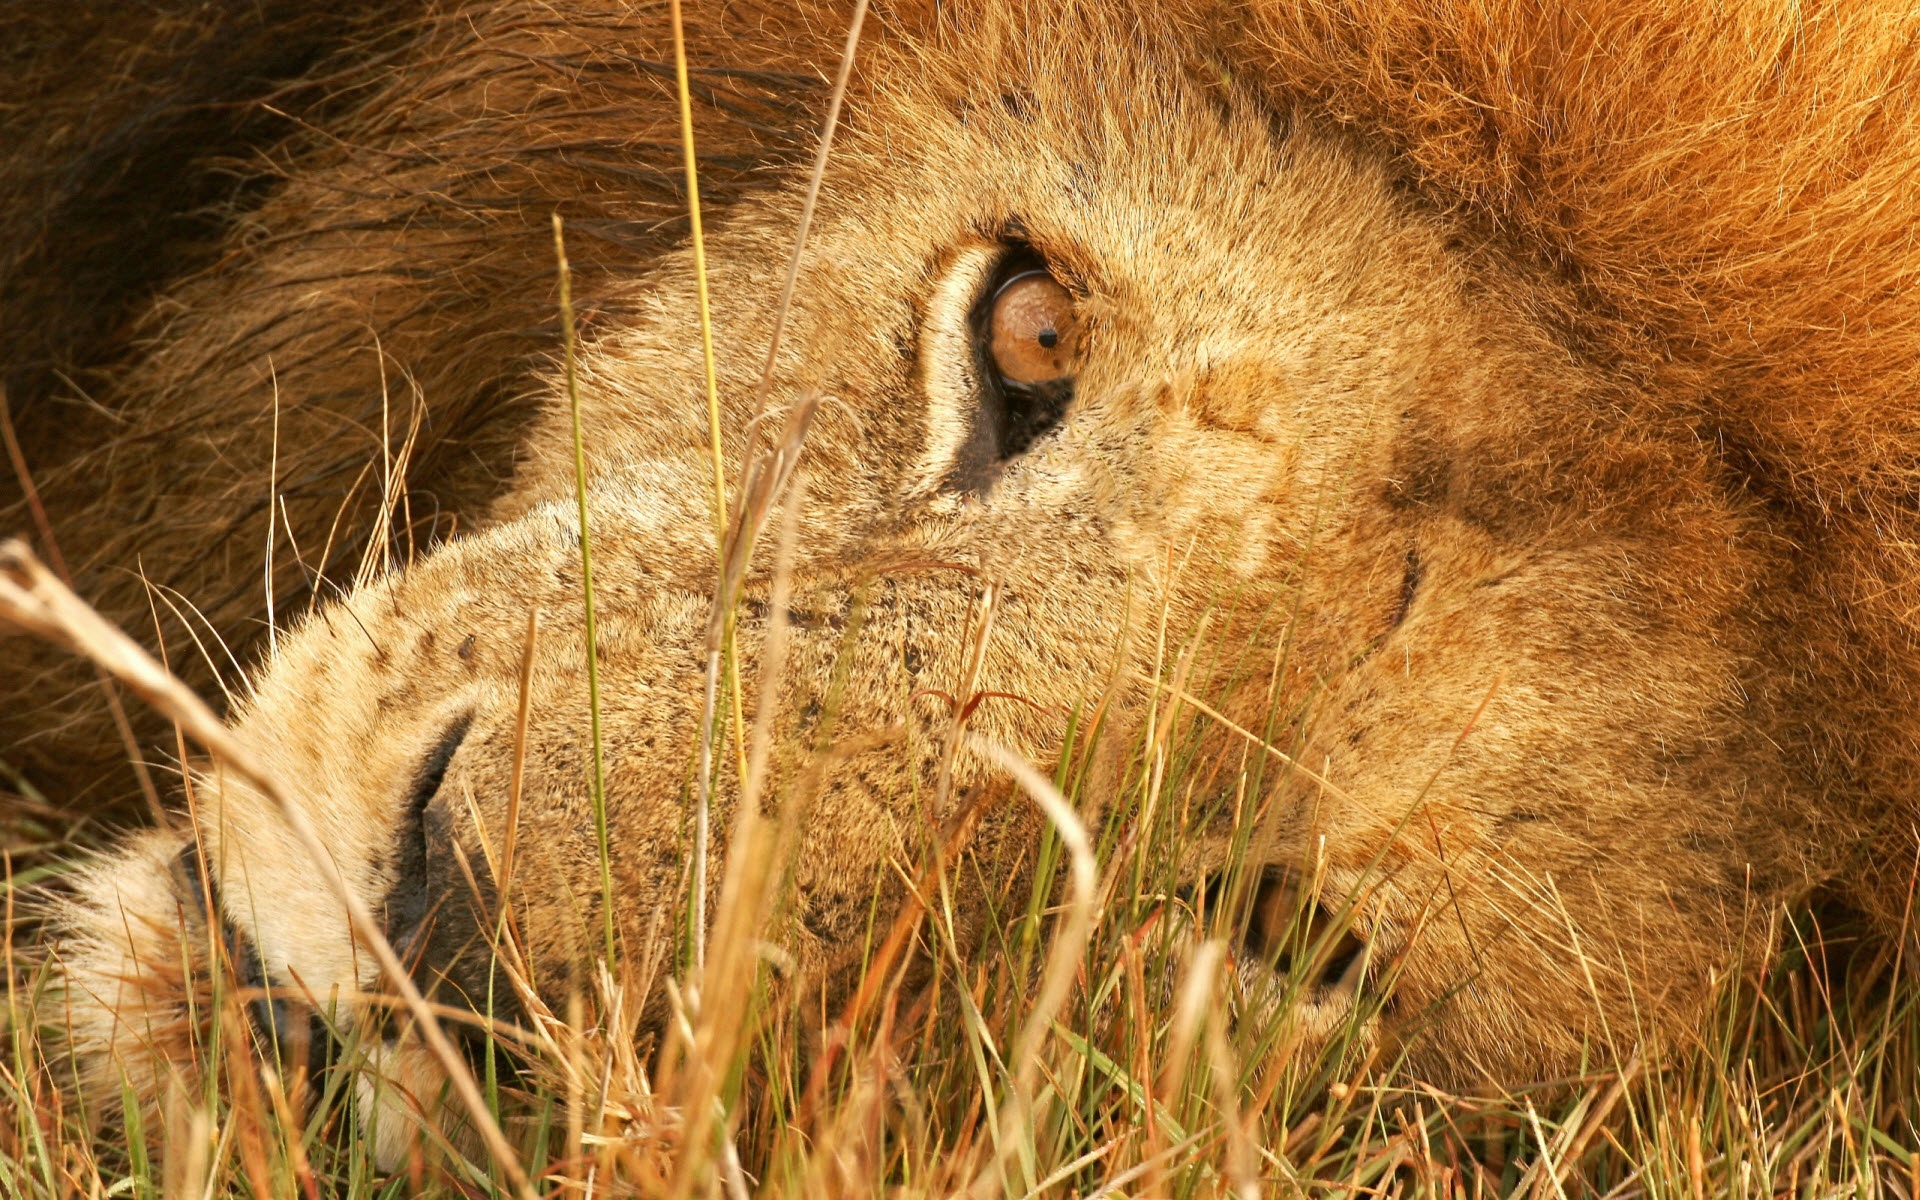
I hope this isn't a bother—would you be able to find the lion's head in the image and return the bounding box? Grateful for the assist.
[18,0,1920,1135]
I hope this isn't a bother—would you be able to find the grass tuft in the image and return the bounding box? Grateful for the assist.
[3,593,1915,1196]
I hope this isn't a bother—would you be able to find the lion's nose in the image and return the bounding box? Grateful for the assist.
[1200,866,1368,995]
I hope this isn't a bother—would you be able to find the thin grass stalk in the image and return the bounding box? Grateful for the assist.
[0,854,46,1198]
[680,0,868,988]
[351,337,425,592]
[667,0,750,978]
[498,608,540,924]
[966,736,1099,1199]
[667,476,810,1200]
[1159,939,1227,1108]
[733,0,869,482]
[551,213,617,975]
[0,540,537,1200]
[306,457,373,622]
[692,655,725,974]
[1128,670,1349,801]
[260,1067,317,1200]
[935,586,1000,818]
[376,336,392,585]
[141,580,245,707]
[663,407,823,1144]
[797,738,999,1120]
[666,824,767,1199]
[263,363,280,667]
[1080,1132,1205,1200]
[1203,1001,1259,1200]
[742,474,805,815]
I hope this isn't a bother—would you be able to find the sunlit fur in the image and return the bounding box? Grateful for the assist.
[9,0,1919,1143]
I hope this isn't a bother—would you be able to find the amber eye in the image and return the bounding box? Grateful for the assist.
[987,270,1081,385]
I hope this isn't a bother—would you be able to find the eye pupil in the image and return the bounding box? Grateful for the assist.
[987,269,1081,386]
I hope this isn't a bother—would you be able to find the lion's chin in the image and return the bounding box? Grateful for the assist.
[1231,954,1376,1056]
[1140,865,1384,1071]
[1228,871,1379,1060]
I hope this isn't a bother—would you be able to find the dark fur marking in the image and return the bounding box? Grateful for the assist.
[376,713,529,1047]
[380,713,473,954]
[1390,548,1422,630]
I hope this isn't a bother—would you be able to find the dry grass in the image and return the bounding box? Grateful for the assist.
[0,555,1915,1198]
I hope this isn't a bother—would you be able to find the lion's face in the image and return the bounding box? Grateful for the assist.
[201,11,1812,1089]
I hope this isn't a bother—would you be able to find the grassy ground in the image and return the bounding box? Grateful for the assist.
[2,668,1917,1199]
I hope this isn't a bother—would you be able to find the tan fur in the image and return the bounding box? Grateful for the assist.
[7,0,1919,1132]
[46,831,212,1108]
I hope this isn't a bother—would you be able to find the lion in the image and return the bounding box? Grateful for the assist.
[7,0,1920,1156]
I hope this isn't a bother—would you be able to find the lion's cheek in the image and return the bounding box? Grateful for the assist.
[1265,552,1770,1074]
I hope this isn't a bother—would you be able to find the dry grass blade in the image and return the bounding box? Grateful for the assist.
[735,0,869,478]
[1160,938,1227,1104]
[966,735,1098,1199]
[553,212,617,972]
[1523,1047,1645,1198]
[498,606,541,918]
[1128,669,1352,803]
[0,539,536,1200]
[742,473,807,815]
[687,0,866,976]
[666,473,812,1200]
[1203,1001,1258,1200]
[669,0,740,975]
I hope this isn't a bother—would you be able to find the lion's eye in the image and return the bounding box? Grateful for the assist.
[932,244,1083,491]
[987,270,1080,385]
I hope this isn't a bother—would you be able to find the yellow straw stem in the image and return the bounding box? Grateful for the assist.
[552,214,617,974]
[669,0,751,974]
[669,0,728,555]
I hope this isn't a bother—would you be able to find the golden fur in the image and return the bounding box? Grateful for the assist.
[7,0,1919,1139]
